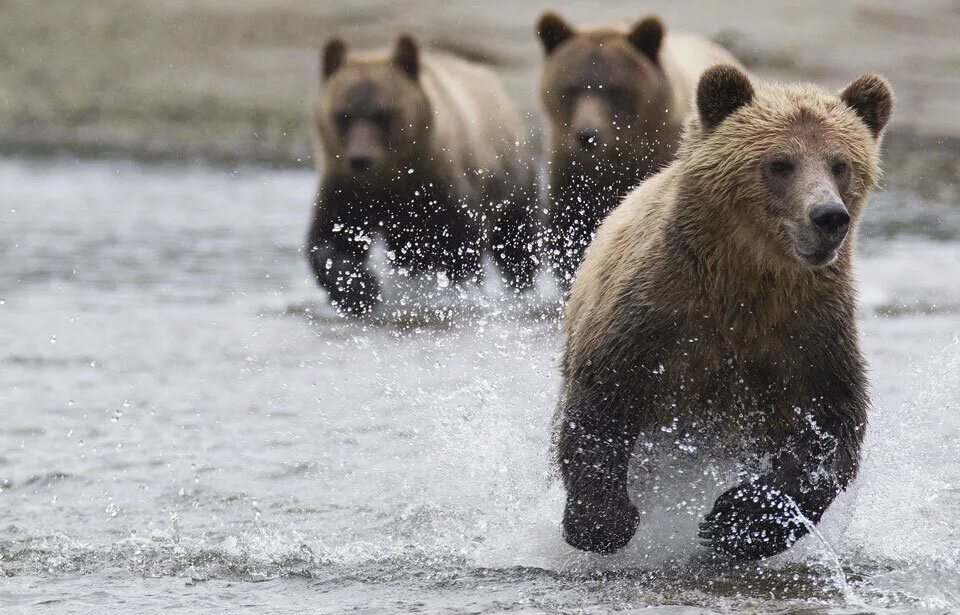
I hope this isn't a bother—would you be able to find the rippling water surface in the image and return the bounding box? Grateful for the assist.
[1,157,959,613]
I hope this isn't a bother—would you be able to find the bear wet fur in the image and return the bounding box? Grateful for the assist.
[535,12,741,288]
[307,35,540,315]
[555,65,893,559]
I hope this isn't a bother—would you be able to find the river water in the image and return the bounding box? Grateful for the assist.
[1,156,959,613]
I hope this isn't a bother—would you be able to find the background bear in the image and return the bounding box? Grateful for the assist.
[555,65,893,559]
[307,35,539,315]
[535,12,740,288]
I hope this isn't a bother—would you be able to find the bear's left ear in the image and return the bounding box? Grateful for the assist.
[322,38,348,80]
[627,17,664,63]
[696,64,754,132]
[839,74,893,139]
[393,34,420,80]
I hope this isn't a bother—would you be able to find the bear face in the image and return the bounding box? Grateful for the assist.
[536,12,666,157]
[316,36,430,177]
[683,66,893,271]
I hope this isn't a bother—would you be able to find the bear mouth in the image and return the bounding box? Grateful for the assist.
[793,242,841,267]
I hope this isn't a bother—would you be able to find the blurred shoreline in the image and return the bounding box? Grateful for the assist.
[2,0,958,201]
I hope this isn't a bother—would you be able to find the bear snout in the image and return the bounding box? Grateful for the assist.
[347,154,373,173]
[809,202,850,243]
[576,128,600,151]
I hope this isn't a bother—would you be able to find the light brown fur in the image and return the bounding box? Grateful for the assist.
[567,82,880,363]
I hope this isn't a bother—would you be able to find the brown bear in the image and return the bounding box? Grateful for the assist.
[555,65,893,559]
[535,12,741,288]
[307,35,539,315]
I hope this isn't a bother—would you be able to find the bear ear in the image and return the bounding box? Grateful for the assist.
[322,38,347,80]
[393,34,420,79]
[839,74,893,139]
[537,12,574,54]
[696,64,754,132]
[627,17,664,63]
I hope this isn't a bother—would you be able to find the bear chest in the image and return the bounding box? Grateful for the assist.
[641,335,805,447]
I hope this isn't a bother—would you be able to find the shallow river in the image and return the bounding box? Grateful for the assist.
[1,156,959,614]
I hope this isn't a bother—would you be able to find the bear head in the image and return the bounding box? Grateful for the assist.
[315,35,431,177]
[681,65,893,270]
[536,12,668,157]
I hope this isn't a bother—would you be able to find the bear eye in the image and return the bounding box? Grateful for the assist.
[371,110,394,131]
[605,86,630,106]
[831,161,849,176]
[335,112,352,132]
[769,159,795,176]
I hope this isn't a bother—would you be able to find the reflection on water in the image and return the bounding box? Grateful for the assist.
[1,157,959,613]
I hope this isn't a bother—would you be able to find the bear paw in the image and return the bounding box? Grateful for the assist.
[562,492,639,554]
[698,480,809,560]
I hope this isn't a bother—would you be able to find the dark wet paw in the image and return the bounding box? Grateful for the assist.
[562,492,639,554]
[699,481,808,560]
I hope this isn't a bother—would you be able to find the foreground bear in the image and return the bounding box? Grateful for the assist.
[307,35,539,314]
[556,65,893,559]
[535,13,740,287]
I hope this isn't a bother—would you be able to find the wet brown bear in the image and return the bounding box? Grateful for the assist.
[535,13,740,287]
[307,35,539,315]
[556,65,893,559]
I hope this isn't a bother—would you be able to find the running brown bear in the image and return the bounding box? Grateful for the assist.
[555,65,893,559]
[308,35,539,315]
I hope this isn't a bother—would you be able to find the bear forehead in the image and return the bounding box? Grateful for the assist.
[548,39,647,86]
[726,84,873,147]
[327,66,410,108]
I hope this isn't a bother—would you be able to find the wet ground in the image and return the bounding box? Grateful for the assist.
[1,156,959,613]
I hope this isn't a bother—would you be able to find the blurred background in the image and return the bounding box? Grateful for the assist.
[2,0,958,199]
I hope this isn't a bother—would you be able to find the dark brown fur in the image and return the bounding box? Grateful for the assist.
[535,12,740,288]
[555,66,893,559]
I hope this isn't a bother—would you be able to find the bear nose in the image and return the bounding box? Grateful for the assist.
[577,129,599,150]
[348,155,372,172]
[810,203,850,240]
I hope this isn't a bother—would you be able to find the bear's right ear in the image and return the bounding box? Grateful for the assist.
[627,17,664,63]
[536,12,574,54]
[696,64,754,132]
[322,38,347,80]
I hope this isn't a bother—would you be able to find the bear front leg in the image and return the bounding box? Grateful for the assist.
[547,200,583,291]
[555,395,643,554]
[489,198,541,292]
[546,193,603,292]
[305,189,381,316]
[699,397,866,560]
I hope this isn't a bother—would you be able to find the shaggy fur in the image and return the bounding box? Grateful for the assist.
[535,12,741,287]
[307,36,539,315]
[556,65,893,559]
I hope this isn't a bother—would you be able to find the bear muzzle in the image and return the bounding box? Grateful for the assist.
[794,202,850,266]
